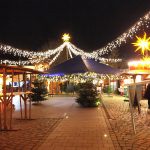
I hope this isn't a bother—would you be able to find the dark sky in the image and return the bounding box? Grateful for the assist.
[0,0,149,59]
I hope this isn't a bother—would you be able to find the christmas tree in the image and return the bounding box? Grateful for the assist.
[76,82,100,107]
[30,79,48,103]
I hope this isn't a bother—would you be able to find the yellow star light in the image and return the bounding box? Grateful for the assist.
[142,56,150,62]
[62,33,70,42]
[132,32,150,55]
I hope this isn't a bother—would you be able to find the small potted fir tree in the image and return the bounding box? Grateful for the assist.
[76,82,100,107]
[30,79,48,104]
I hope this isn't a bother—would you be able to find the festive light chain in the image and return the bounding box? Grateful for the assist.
[42,42,67,57]
[92,11,150,56]
[65,11,150,57]
[49,50,64,65]
[68,48,73,58]
[0,59,42,65]
[42,72,126,82]
[0,11,149,65]
[0,42,67,58]
[0,42,122,65]
[0,43,66,65]
[66,42,96,58]
[66,42,122,63]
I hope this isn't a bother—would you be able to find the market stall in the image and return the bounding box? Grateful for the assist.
[0,65,46,130]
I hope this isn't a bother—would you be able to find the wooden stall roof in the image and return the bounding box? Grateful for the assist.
[0,64,48,74]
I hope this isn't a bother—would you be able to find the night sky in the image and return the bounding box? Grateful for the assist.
[0,0,149,59]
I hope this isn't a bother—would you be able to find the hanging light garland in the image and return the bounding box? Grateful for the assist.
[0,42,67,58]
[42,72,125,83]
[66,42,122,63]
[0,41,122,65]
[92,11,150,56]
[66,11,150,57]
[0,11,149,65]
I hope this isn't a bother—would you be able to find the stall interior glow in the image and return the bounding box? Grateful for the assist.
[128,60,150,71]
[124,79,132,84]
[135,75,142,82]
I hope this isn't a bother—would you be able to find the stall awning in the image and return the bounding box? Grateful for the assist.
[49,56,121,75]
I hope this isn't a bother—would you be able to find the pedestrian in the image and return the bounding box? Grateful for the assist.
[144,83,150,109]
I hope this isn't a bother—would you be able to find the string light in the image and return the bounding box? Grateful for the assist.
[65,11,150,57]
[0,42,122,65]
[0,11,149,65]
[66,42,122,63]
[92,11,150,56]
[42,72,125,82]
[0,42,67,58]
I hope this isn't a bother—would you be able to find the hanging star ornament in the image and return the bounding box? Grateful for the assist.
[62,33,71,42]
[132,32,150,55]
[142,56,150,62]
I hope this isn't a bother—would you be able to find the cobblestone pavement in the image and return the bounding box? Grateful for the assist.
[39,97,115,150]
[0,118,62,150]
[102,94,150,150]
[0,96,75,150]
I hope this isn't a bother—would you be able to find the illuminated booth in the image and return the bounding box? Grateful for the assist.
[0,65,46,131]
[47,56,121,94]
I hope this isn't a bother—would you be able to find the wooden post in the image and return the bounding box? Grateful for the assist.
[9,69,14,129]
[18,74,22,119]
[3,68,7,130]
[29,74,32,119]
[128,85,136,134]
[23,73,27,119]
[0,101,2,130]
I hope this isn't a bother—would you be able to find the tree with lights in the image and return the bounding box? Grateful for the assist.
[30,79,48,104]
[76,82,100,107]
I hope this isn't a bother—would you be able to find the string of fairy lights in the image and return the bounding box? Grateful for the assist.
[41,72,127,83]
[67,11,150,57]
[66,42,122,63]
[0,11,149,65]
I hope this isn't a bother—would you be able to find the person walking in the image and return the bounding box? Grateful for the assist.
[144,83,150,109]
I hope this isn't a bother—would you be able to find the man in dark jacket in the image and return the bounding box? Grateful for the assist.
[144,83,150,109]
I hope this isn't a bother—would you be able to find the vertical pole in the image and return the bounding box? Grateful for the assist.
[3,68,7,130]
[128,85,136,134]
[0,101,2,130]
[23,73,27,119]
[29,74,32,119]
[66,47,68,60]
[9,69,14,129]
[18,74,22,119]
[52,81,53,96]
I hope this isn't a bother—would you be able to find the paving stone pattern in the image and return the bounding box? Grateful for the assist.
[39,98,115,150]
[102,95,150,150]
[0,118,62,150]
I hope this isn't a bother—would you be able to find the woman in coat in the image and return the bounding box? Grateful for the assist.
[144,83,150,109]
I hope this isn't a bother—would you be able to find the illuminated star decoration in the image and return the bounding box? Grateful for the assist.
[132,32,150,55]
[62,33,71,42]
[142,56,150,62]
